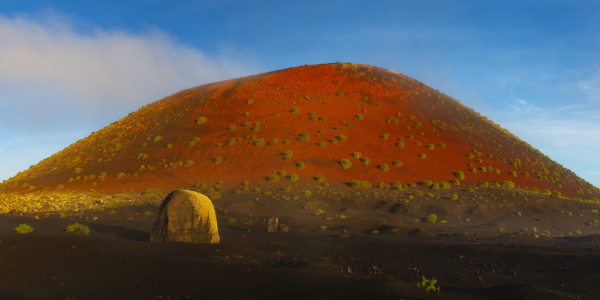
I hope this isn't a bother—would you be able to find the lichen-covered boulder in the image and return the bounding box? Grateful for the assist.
[151,190,220,244]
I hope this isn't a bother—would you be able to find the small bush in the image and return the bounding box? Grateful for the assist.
[184,160,194,167]
[142,188,160,197]
[340,159,352,169]
[426,144,435,150]
[297,132,310,141]
[355,114,364,120]
[315,175,326,182]
[350,180,371,189]
[379,163,389,172]
[296,162,305,169]
[455,171,465,180]
[362,157,371,165]
[381,133,389,140]
[228,125,237,131]
[290,107,301,114]
[189,137,200,146]
[352,152,361,158]
[153,135,163,142]
[213,156,223,165]
[337,134,347,142]
[418,153,426,159]
[316,141,326,147]
[226,218,237,224]
[425,214,438,223]
[289,173,299,181]
[268,174,281,182]
[283,150,293,161]
[15,224,33,234]
[416,276,440,293]
[195,117,207,124]
[66,223,90,235]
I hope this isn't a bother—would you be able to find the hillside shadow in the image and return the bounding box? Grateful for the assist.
[90,224,150,242]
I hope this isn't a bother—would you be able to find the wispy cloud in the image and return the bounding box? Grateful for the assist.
[0,12,259,132]
[577,71,600,103]
[507,98,544,114]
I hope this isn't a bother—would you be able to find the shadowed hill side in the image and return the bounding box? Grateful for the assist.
[1,63,598,205]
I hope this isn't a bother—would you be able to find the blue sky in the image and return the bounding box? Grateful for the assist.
[1,0,599,188]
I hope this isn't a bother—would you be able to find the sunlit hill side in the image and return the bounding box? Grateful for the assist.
[1,62,598,211]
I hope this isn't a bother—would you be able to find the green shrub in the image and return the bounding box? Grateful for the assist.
[416,276,440,293]
[242,121,251,128]
[315,175,326,182]
[421,180,433,187]
[391,182,403,190]
[340,159,352,169]
[381,133,389,140]
[439,143,446,148]
[289,173,299,181]
[501,181,515,188]
[66,223,90,235]
[316,141,326,147]
[252,138,266,146]
[337,134,347,142]
[297,132,310,141]
[455,171,465,180]
[350,180,371,189]
[440,182,451,189]
[142,188,160,197]
[296,162,305,169]
[283,150,293,161]
[268,138,278,145]
[268,174,281,182]
[184,160,194,167]
[213,156,223,165]
[352,152,361,158]
[418,153,426,158]
[14,224,33,234]
[196,117,207,124]
[189,137,200,145]
[228,125,237,131]
[425,214,438,223]
[379,163,389,172]
[290,107,301,114]
[336,91,345,96]
[355,114,364,120]
[362,157,371,165]
[426,144,435,150]
[74,167,82,174]
[392,161,402,167]
[153,135,163,142]
[226,218,237,224]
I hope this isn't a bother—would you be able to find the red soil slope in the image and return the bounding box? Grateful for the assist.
[2,63,599,200]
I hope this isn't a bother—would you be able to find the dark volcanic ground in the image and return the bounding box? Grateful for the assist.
[1,198,599,300]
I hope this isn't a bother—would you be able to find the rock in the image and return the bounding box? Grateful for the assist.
[266,217,278,232]
[279,224,289,232]
[150,190,219,244]
[339,230,350,238]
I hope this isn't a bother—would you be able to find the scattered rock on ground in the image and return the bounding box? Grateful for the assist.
[339,230,350,238]
[279,224,289,232]
[267,217,278,232]
[151,190,220,244]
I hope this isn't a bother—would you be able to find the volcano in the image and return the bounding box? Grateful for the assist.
[1,63,598,208]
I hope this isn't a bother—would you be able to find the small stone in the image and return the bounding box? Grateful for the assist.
[339,230,350,238]
[92,216,98,221]
[279,224,289,232]
[266,217,278,232]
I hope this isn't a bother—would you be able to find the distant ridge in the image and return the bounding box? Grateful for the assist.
[1,62,598,203]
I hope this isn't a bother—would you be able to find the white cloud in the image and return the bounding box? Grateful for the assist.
[507,98,544,113]
[0,13,259,131]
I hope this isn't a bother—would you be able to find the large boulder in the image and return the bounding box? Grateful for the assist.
[151,190,220,244]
